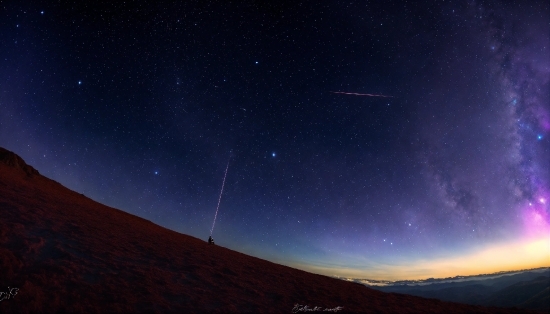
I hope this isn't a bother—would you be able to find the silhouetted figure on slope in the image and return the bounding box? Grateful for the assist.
[208,236,215,245]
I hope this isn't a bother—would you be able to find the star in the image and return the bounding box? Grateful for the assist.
[272,152,276,157]
[154,171,158,175]
[78,81,82,85]
[537,135,543,140]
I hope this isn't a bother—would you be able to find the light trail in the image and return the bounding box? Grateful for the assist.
[330,91,393,98]
[210,156,231,236]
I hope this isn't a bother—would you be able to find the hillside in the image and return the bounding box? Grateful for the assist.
[0,147,540,313]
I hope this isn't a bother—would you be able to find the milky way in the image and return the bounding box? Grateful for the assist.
[1,0,548,279]
[484,4,550,240]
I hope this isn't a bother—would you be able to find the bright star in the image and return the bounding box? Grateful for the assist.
[255,61,259,64]
[41,11,44,15]
[154,171,158,175]
[537,135,543,140]
[78,81,82,85]
[272,152,276,157]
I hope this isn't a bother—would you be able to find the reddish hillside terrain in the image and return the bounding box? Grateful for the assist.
[0,147,539,313]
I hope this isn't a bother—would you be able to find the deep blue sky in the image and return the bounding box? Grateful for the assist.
[1,0,548,279]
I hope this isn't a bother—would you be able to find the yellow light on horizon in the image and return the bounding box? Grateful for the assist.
[297,236,550,281]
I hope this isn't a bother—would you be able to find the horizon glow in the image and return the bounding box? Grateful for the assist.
[293,237,550,281]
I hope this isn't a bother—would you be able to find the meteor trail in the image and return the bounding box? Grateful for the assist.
[210,155,231,236]
[330,91,393,98]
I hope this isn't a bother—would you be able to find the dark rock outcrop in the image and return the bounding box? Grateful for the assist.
[0,147,39,177]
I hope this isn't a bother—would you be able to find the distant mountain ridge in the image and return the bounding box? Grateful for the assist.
[372,270,550,311]
[485,276,549,310]
[347,267,549,287]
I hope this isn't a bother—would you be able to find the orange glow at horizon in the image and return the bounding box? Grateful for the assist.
[296,237,550,281]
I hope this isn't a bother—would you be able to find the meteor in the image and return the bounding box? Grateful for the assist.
[330,91,393,98]
[210,155,231,236]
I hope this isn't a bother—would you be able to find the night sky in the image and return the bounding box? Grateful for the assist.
[1,0,548,280]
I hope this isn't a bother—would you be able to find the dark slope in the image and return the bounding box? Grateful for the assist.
[372,269,549,311]
[521,286,549,311]
[0,147,539,313]
[485,276,550,311]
